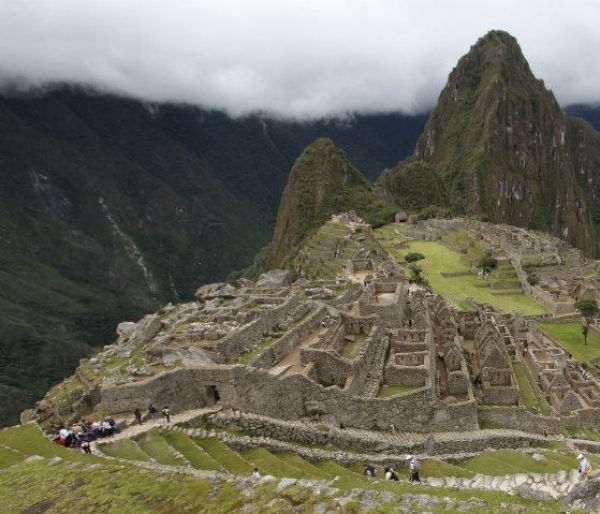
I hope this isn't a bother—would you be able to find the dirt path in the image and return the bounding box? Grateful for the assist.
[91,407,219,451]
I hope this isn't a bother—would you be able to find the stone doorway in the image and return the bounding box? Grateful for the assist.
[206,385,221,406]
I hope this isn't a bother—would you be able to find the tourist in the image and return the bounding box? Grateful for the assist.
[252,467,261,481]
[389,423,396,434]
[134,408,143,425]
[81,439,92,455]
[364,464,377,479]
[578,453,592,477]
[406,455,421,483]
[162,406,171,423]
[384,467,399,481]
[148,403,159,420]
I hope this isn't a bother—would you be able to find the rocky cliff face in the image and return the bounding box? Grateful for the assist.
[377,30,600,257]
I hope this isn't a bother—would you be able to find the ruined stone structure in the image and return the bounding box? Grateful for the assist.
[30,218,600,440]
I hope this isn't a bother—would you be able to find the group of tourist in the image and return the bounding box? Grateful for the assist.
[133,404,171,425]
[363,455,421,483]
[53,418,121,453]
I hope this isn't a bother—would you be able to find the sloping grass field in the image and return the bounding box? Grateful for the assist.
[375,225,547,315]
[538,321,600,371]
[0,423,581,513]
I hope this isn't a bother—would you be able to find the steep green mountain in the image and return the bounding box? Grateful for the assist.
[0,87,424,426]
[267,138,396,267]
[377,30,600,257]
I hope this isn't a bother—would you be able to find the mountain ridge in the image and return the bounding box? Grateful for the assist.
[0,87,424,425]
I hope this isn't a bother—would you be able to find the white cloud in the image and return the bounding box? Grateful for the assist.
[1,0,599,118]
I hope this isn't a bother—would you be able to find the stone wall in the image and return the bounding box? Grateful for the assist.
[217,295,300,360]
[231,366,478,432]
[101,365,238,414]
[481,369,519,405]
[562,408,600,430]
[477,405,560,434]
[250,305,328,369]
[300,348,351,387]
[384,361,429,387]
[447,370,470,395]
[344,325,386,396]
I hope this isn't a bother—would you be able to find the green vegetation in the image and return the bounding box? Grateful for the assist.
[97,439,151,462]
[374,225,547,315]
[0,423,574,513]
[538,321,600,369]
[134,430,188,466]
[405,252,425,263]
[459,449,575,475]
[476,251,498,274]
[574,299,600,344]
[193,437,253,475]
[240,447,307,478]
[377,385,416,397]
[513,362,553,415]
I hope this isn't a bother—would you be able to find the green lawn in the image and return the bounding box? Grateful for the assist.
[374,227,547,315]
[97,439,151,462]
[134,430,188,466]
[538,321,600,369]
[459,449,574,475]
[161,431,224,471]
[377,385,415,397]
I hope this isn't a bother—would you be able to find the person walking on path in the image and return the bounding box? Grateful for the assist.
[148,403,159,420]
[406,454,421,483]
[161,406,171,423]
[578,453,592,478]
[134,408,143,425]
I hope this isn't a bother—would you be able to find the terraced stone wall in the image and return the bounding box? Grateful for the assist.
[477,405,559,434]
[344,325,387,396]
[250,305,328,369]
[217,295,300,360]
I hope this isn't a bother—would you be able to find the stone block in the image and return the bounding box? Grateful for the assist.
[513,473,529,486]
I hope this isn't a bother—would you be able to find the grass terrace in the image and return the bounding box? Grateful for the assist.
[0,423,582,513]
[538,321,600,371]
[374,224,547,315]
[377,384,416,397]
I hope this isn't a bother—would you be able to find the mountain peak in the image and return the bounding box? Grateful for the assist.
[267,138,396,268]
[378,31,600,257]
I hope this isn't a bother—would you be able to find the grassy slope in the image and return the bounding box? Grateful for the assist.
[374,225,547,315]
[0,424,574,513]
[538,321,600,369]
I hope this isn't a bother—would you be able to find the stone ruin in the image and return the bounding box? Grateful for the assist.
[34,219,600,439]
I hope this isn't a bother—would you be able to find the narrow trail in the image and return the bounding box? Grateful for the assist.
[90,407,220,451]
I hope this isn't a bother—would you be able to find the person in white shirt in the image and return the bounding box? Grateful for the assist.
[578,453,591,476]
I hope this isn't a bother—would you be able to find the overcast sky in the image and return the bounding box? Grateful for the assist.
[1,0,599,119]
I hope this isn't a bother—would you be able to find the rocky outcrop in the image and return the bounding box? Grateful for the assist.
[561,472,600,512]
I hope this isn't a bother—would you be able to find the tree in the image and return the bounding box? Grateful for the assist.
[405,252,425,263]
[476,251,498,275]
[574,298,600,344]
